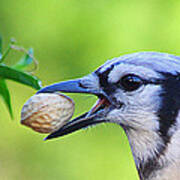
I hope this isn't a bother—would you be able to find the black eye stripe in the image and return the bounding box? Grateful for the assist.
[119,77,163,86]
[95,65,116,95]
[140,79,163,86]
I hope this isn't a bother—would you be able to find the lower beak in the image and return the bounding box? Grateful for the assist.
[44,112,105,140]
[37,79,108,140]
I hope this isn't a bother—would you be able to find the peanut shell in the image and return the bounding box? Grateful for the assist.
[21,93,74,133]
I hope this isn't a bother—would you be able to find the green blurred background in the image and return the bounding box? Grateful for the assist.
[1,0,180,179]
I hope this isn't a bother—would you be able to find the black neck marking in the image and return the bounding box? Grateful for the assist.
[157,72,180,143]
[138,72,180,180]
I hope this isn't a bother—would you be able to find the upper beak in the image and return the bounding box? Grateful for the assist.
[37,77,109,140]
[37,79,100,95]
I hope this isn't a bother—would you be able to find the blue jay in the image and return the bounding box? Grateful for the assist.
[38,52,180,180]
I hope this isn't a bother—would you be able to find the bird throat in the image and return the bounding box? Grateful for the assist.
[125,128,168,180]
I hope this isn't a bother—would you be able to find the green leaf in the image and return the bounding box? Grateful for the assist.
[0,35,2,60]
[0,78,13,118]
[0,64,42,90]
[13,48,34,70]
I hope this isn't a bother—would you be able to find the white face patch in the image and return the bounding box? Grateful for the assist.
[106,85,162,131]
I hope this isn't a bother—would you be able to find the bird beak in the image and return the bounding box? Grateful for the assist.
[37,77,110,140]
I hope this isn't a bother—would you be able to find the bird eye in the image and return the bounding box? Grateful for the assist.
[120,74,143,91]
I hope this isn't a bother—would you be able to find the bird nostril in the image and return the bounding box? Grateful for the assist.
[79,81,87,89]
